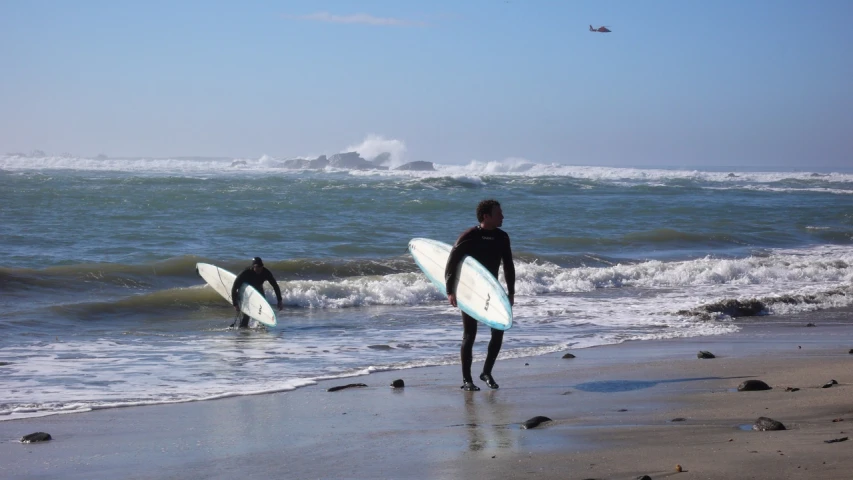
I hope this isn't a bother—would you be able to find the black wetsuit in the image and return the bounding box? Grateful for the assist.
[231,267,282,328]
[444,226,515,382]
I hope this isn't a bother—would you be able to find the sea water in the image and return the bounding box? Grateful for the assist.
[1,154,851,419]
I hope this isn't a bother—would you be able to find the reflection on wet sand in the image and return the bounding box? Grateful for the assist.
[462,391,516,452]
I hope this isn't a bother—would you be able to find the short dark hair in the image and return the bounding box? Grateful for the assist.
[476,199,501,222]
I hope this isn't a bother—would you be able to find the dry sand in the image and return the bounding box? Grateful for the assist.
[2,311,852,480]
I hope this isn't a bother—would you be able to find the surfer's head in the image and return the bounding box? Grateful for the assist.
[252,257,264,271]
[477,199,503,229]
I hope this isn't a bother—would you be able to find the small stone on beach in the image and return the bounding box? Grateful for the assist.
[390,379,404,388]
[753,416,786,431]
[327,383,368,392]
[521,416,552,429]
[738,380,772,391]
[21,432,51,443]
[697,351,715,359]
[562,353,576,359]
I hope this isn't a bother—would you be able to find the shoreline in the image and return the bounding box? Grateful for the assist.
[2,309,852,479]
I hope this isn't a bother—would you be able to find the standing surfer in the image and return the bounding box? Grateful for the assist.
[231,257,283,328]
[445,199,516,391]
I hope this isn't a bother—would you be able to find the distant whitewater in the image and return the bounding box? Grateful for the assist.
[1,153,851,420]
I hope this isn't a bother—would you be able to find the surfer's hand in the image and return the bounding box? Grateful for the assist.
[277,301,283,311]
[509,294,514,306]
[448,293,457,307]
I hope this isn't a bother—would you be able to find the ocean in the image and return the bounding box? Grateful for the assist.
[1,154,851,420]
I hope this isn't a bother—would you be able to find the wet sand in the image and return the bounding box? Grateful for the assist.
[2,309,852,479]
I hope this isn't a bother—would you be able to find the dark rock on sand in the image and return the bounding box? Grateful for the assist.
[521,416,552,429]
[562,353,576,359]
[697,350,715,359]
[821,379,839,388]
[701,299,766,317]
[824,437,848,444]
[637,476,653,480]
[849,349,853,354]
[390,379,404,388]
[678,291,851,320]
[738,380,772,391]
[327,383,368,392]
[21,432,52,443]
[806,322,816,327]
[753,417,786,431]
[671,417,687,422]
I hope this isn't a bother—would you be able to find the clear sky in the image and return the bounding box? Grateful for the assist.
[2,0,851,168]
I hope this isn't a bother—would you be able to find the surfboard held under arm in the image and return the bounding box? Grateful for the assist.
[195,262,278,327]
[408,238,512,330]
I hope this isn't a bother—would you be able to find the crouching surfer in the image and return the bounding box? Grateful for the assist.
[231,257,283,328]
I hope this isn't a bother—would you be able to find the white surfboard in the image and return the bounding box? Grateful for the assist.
[408,238,512,330]
[196,262,277,327]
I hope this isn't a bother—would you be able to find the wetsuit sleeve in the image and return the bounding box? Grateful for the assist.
[503,235,516,297]
[264,269,283,302]
[445,234,474,296]
[231,270,247,307]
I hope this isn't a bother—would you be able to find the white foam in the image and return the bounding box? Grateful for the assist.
[345,134,407,167]
[514,245,853,294]
[3,154,852,189]
[224,245,853,322]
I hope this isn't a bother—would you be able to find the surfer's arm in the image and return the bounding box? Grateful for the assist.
[265,270,283,305]
[503,236,516,303]
[444,239,473,296]
[231,271,247,307]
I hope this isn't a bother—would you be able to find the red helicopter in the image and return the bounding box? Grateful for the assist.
[589,25,611,33]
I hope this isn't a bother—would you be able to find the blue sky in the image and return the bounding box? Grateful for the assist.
[2,0,851,167]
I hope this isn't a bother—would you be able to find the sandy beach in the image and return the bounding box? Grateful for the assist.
[2,308,852,480]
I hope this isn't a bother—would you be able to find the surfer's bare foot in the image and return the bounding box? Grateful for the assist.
[461,380,480,391]
[479,373,499,389]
